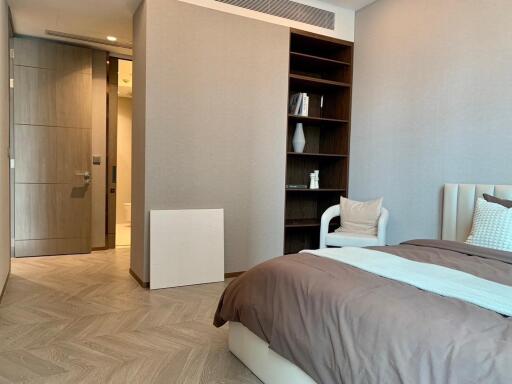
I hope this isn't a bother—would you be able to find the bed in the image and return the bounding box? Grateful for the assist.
[214,184,512,384]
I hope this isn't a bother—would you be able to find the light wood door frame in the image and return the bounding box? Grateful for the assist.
[8,34,14,258]
[106,57,118,248]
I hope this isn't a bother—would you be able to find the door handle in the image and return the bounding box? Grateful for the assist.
[76,171,91,185]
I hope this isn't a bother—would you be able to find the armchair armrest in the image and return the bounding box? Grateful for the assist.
[320,204,340,248]
[377,208,389,246]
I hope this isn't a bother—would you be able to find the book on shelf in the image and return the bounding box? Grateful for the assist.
[286,184,308,189]
[289,93,302,115]
[289,92,309,117]
[301,93,309,117]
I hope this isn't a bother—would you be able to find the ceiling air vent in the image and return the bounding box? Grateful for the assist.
[215,0,335,30]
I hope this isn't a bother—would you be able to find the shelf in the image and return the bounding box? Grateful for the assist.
[288,114,348,125]
[290,51,350,67]
[289,74,351,89]
[286,188,346,193]
[285,219,339,228]
[290,29,353,63]
[287,152,347,158]
[284,30,352,255]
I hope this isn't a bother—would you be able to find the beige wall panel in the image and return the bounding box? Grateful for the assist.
[14,238,89,257]
[14,66,56,126]
[15,125,90,183]
[13,38,57,69]
[14,43,92,129]
[15,183,55,240]
[56,127,90,183]
[14,38,91,74]
[15,184,90,240]
[14,124,56,183]
[56,72,92,128]
[56,44,92,74]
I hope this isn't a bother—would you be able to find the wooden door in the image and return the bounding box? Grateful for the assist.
[13,38,92,257]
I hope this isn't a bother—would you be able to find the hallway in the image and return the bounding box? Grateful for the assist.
[0,249,260,383]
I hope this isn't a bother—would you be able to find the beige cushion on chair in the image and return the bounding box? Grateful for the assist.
[337,197,383,236]
[325,232,381,248]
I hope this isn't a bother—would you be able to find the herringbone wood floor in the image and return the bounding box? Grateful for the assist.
[0,248,262,384]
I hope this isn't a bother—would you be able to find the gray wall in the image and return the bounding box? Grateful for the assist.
[132,0,288,282]
[131,0,147,281]
[0,0,10,295]
[350,0,512,244]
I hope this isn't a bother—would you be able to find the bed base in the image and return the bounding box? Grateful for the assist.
[228,321,316,384]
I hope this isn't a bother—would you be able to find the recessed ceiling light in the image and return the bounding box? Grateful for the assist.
[107,36,117,42]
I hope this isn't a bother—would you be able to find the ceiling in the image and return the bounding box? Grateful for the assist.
[7,0,376,56]
[323,0,377,10]
[7,0,142,55]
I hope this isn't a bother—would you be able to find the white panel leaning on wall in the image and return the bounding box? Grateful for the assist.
[150,209,224,289]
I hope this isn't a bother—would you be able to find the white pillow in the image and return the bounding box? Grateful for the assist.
[336,197,383,236]
[466,198,512,252]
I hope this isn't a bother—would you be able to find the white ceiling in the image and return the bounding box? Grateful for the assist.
[7,0,376,56]
[322,0,377,10]
[7,0,142,55]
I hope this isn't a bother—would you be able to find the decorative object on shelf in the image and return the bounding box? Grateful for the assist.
[309,170,319,189]
[292,123,306,153]
[286,184,308,189]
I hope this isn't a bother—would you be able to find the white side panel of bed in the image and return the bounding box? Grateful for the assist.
[149,209,224,289]
[228,322,316,384]
[442,184,512,242]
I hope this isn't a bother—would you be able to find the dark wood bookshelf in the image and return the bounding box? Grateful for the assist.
[285,218,340,228]
[287,152,348,159]
[289,73,351,88]
[288,114,349,125]
[290,51,351,67]
[284,29,353,255]
[285,188,346,193]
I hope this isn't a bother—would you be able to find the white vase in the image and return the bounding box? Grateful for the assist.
[292,123,306,153]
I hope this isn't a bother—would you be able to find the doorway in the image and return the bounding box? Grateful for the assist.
[115,59,132,247]
[11,37,93,257]
[106,57,132,248]
[10,37,133,257]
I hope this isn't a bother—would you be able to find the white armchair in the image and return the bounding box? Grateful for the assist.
[319,205,389,248]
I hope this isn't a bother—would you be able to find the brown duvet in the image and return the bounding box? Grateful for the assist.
[214,240,512,384]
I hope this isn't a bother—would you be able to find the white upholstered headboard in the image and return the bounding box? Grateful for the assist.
[442,183,512,242]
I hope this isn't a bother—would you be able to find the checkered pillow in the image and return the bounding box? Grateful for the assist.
[466,198,512,252]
